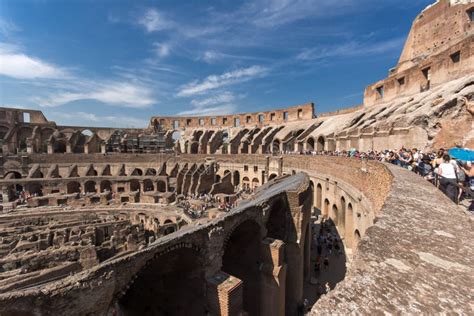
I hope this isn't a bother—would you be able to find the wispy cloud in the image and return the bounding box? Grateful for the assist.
[153,42,171,58]
[297,37,405,60]
[190,91,236,107]
[52,112,147,128]
[177,104,237,116]
[138,8,173,32]
[177,65,268,97]
[0,18,20,37]
[0,44,67,79]
[33,82,156,108]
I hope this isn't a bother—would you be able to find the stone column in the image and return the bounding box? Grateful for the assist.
[260,238,286,316]
[207,271,244,316]
[285,242,304,315]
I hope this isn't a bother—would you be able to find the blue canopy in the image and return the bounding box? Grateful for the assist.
[448,148,474,162]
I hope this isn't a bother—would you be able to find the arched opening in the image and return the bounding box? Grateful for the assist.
[67,181,81,194]
[84,181,97,193]
[331,204,338,225]
[190,142,199,154]
[268,173,278,180]
[116,247,205,315]
[307,137,315,151]
[222,220,262,315]
[317,136,325,152]
[346,203,354,249]
[323,199,330,219]
[194,131,203,142]
[130,179,140,192]
[233,171,240,187]
[131,168,143,176]
[224,170,231,176]
[145,168,157,176]
[242,177,250,190]
[25,182,42,196]
[53,139,66,153]
[339,197,346,238]
[100,180,112,193]
[272,139,281,154]
[157,181,166,193]
[251,178,259,189]
[143,179,154,192]
[354,229,361,249]
[316,183,322,210]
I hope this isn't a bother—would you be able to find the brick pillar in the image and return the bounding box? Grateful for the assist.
[207,271,244,316]
[259,238,286,316]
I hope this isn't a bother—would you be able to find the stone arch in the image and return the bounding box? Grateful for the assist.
[157,180,166,193]
[116,246,206,315]
[346,203,354,249]
[131,168,143,176]
[233,170,240,186]
[268,173,278,180]
[84,181,97,193]
[190,142,199,154]
[130,179,140,192]
[25,182,42,196]
[317,136,325,151]
[242,177,250,190]
[331,204,338,225]
[339,196,346,238]
[323,198,330,219]
[272,139,281,154]
[354,229,361,249]
[316,183,322,210]
[145,168,157,176]
[251,177,259,189]
[143,179,154,192]
[222,219,262,315]
[100,180,112,193]
[67,181,81,194]
[306,137,315,152]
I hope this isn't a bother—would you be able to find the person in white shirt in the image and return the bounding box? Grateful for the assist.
[438,154,458,202]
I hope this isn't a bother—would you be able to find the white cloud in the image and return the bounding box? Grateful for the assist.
[153,42,171,57]
[177,65,268,97]
[202,51,219,63]
[52,112,147,128]
[297,37,405,60]
[190,92,236,107]
[0,44,66,79]
[178,104,237,116]
[34,82,156,108]
[138,8,173,32]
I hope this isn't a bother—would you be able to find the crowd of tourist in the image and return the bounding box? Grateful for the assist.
[283,147,473,210]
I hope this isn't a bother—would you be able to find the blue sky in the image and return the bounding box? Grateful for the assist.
[0,0,433,128]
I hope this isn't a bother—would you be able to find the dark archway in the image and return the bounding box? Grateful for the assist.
[130,179,140,192]
[117,247,205,315]
[323,199,330,219]
[317,136,325,152]
[233,170,240,187]
[269,173,278,180]
[316,183,322,211]
[131,168,143,176]
[157,180,166,193]
[143,179,154,192]
[84,181,96,193]
[272,139,281,154]
[339,197,346,238]
[145,168,157,176]
[67,181,81,194]
[307,137,315,151]
[222,220,262,315]
[190,142,199,154]
[100,180,112,193]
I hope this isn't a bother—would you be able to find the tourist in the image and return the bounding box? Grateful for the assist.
[438,154,458,202]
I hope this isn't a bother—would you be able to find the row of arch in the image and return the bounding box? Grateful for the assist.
[312,181,361,249]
